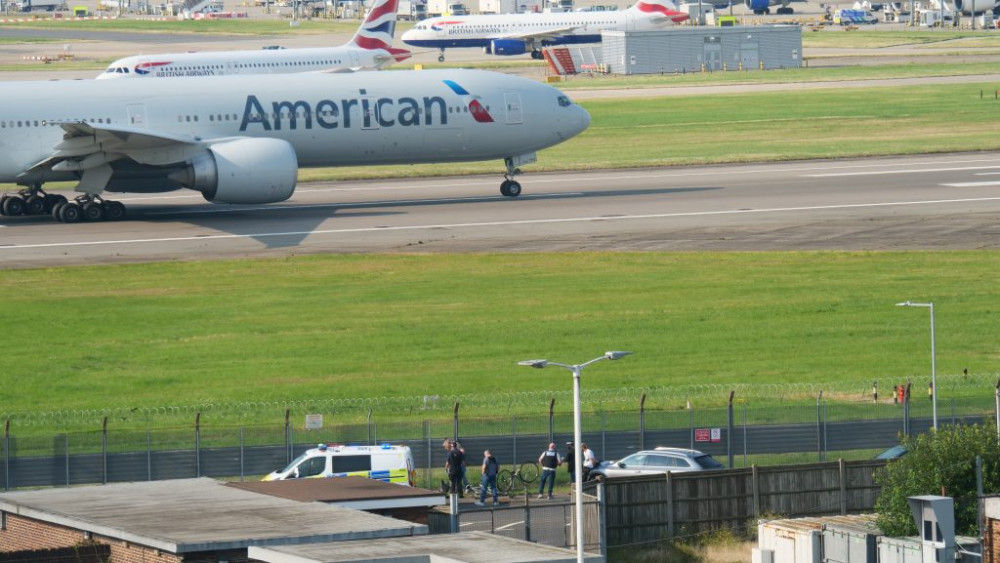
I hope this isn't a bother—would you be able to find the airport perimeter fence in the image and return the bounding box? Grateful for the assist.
[3,374,1000,491]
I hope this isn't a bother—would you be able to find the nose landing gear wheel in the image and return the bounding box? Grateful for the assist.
[500,179,522,197]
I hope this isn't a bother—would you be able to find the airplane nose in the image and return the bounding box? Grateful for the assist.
[578,106,591,133]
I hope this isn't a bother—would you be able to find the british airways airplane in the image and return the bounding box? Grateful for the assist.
[0,69,590,223]
[98,0,410,79]
[401,0,688,61]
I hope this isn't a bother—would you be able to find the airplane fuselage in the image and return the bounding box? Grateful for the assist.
[0,69,589,187]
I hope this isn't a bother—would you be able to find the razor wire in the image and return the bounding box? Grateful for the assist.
[2,371,996,430]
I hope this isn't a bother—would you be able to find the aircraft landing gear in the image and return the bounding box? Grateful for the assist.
[500,157,523,197]
[0,185,67,218]
[530,50,544,60]
[438,49,446,62]
[50,194,127,223]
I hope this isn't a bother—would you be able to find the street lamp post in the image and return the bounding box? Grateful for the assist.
[896,301,936,430]
[519,351,633,563]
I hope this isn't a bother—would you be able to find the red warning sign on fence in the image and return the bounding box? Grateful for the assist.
[695,428,710,442]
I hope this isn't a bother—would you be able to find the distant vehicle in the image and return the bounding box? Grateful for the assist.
[15,0,65,11]
[98,0,410,79]
[874,445,908,460]
[589,447,725,481]
[264,444,416,485]
[397,0,427,19]
[834,8,878,23]
[402,0,688,61]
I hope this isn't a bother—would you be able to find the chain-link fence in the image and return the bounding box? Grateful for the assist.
[3,377,998,490]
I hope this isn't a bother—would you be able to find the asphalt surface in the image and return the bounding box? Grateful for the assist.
[2,153,999,267]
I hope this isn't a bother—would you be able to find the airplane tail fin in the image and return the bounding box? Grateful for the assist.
[628,0,690,22]
[348,0,412,63]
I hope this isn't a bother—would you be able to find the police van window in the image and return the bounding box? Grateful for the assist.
[332,455,371,473]
[296,456,327,478]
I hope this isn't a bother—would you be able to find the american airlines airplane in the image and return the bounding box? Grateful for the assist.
[0,69,590,223]
[98,0,410,79]
[401,0,688,61]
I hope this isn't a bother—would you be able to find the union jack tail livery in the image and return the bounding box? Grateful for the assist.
[349,0,412,64]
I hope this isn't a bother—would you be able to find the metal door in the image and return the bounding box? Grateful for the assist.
[126,104,148,128]
[703,42,722,71]
[504,93,523,124]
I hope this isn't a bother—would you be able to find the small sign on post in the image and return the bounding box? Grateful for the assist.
[305,414,323,430]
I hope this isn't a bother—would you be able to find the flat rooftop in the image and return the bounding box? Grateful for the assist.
[227,476,445,510]
[0,478,425,553]
[249,531,604,563]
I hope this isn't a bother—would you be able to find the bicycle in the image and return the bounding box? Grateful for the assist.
[496,462,539,495]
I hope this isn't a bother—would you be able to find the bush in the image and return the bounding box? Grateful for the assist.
[874,422,1000,536]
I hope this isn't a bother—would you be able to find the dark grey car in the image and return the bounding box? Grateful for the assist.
[590,447,724,481]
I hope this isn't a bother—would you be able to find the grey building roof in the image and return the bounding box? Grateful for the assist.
[249,531,604,563]
[226,477,446,510]
[0,478,426,553]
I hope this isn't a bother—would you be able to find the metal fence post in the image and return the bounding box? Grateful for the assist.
[452,402,460,443]
[284,408,292,465]
[102,416,108,485]
[727,391,734,468]
[64,434,69,486]
[816,391,823,462]
[548,398,555,444]
[239,426,245,482]
[367,407,373,444]
[146,430,151,481]
[689,402,694,450]
[195,411,201,478]
[3,419,8,491]
[639,393,646,452]
[512,415,517,465]
[743,404,748,468]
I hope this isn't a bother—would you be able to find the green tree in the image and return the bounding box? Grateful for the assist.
[874,423,1000,536]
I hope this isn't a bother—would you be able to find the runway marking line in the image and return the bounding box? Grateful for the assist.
[803,165,1000,178]
[5,196,1000,251]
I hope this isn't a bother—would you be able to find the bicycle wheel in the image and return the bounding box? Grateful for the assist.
[497,469,514,494]
[519,462,539,484]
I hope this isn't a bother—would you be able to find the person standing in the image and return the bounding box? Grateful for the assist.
[581,442,597,482]
[444,439,466,497]
[537,442,562,499]
[476,449,500,506]
[564,441,576,486]
[456,441,470,493]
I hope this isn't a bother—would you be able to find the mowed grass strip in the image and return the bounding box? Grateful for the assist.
[1,252,998,413]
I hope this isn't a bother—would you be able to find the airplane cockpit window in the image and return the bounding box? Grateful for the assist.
[557,96,572,107]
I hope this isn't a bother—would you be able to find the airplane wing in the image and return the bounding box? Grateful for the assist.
[18,120,208,191]
[498,25,580,42]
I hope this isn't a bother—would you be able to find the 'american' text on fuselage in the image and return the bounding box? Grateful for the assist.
[239,94,452,132]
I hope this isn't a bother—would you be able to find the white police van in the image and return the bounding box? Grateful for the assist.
[263,443,415,486]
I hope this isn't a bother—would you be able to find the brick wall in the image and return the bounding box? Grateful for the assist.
[0,513,183,563]
[985,517,1000,563]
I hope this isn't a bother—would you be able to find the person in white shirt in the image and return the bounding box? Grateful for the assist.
[581,442,597,481]
[537,442,562,499]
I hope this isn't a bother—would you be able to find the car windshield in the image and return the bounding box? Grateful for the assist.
[694,455,725,469]
[280,451,310,473]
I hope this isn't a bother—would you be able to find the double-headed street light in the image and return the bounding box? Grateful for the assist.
[896,301,936,431]
[518,351,633,563]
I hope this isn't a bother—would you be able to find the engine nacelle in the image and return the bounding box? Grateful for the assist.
[490,39,530,56]
[953,0,995,14]
[171,138,298,204]
[744,0,770,12]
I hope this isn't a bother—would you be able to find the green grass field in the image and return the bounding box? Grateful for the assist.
[2,252,998,416]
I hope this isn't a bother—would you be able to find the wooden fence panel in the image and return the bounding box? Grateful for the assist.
[601,459,887,547]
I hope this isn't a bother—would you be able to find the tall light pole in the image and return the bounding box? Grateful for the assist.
[896,301,936,430]
[518,351,633,563]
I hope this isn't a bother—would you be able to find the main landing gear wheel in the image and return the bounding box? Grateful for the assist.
[500,179,522,197]
[50,194,127,223]
[438,49,446,62]
[0,186,68,218]
[530,50,544,60]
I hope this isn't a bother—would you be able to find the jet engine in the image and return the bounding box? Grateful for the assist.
[170,138,298,204]
[953,0,996,14]
[744,0,770,13]
[489,39,530,56]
